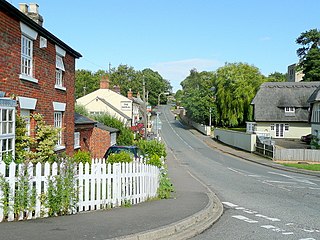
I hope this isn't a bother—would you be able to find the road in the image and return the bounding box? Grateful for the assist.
[159,105,320,240]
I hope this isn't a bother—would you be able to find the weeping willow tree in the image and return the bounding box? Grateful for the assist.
[215,63,266,127]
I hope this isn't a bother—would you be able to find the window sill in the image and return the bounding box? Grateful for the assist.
[55,85,66,91]
[74,145,81,149]
[54,145,66,151]
[19,74,38,84]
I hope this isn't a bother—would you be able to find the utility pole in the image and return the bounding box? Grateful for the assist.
[142,76,147,140]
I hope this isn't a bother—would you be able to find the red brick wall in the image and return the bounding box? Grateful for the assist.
[90,128,111,159]
[0,10,76,155]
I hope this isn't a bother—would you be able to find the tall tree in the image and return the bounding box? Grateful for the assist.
[296,29,320,81]
[180,69,216,124]
[75,69,107,98]
[214,63,266,127]
[267,72,287,82]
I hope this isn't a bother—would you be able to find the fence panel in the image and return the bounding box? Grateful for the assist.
[0,159,159,222]
[274,149,320,162]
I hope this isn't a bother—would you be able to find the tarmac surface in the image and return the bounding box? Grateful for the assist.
[0,129,319,240]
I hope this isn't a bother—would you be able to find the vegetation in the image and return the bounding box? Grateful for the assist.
[93,113,134,146]
[73,150,91,164]
[281,163,320,171]
[180,63,267,127]
[40,159,78,216]
[296,28,320,82]
[75,65,172,106]
[107,151,133,164]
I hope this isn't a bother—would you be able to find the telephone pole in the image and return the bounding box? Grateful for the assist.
[142,76,147,140]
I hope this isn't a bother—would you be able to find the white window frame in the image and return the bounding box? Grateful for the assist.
[270,124,275,131]
[285,107,295,113]
[0,107,15,162]
[55,45,66,91]
[19,23,38,84]
[74,132,80,149]
[21,35,33,77]
[54,111,63,148]
[284,124,289,131]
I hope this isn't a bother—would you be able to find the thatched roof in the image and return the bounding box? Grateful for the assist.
[251,82,320,122]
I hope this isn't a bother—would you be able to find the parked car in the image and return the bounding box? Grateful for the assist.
[300,134,312,144]
[103,145,142,159]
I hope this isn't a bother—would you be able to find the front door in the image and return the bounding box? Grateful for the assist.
[275,123,284,138]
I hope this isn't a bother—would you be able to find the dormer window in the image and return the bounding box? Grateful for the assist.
[285,107,295,113]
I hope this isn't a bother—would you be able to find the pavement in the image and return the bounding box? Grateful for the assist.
[1,128,319,240]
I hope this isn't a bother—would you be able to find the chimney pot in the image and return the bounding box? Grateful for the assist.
[127,89,133,100]
[100,75,110,89]
[29,3,39,13]
[19,3,28,13]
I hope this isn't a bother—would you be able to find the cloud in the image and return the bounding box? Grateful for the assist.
[150,58,222,92]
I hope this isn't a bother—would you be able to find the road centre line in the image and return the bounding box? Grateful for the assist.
[232,215,258,223]
[163,110,193,150]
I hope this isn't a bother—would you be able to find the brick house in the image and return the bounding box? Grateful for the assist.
[0,1,82,160]
[74,113,119,158]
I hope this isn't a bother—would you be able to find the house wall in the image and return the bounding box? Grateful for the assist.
[0,8,77,155]
[256,122,311,139]
[214,128,256,152]
[77,89,132,125]
[90,128,111,159]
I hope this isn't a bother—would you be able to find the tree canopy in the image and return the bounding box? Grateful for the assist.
[296,28,320,81]
[180,63,267,127]
[76,65,172,107]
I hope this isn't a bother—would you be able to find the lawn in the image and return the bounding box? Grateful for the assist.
[281,163,320,171]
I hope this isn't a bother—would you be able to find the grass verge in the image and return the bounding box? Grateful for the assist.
[281,163,320,171]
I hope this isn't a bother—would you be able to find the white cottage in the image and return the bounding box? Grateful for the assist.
[76,76,133,127]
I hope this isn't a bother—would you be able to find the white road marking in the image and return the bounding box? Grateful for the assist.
[163,110,194,150]
[222,202,238,208]
[282,232,294,235]
[268,172,317,186]
[299,238,316,240]
[302,229,315,233]
[243,210,257,214]
[255,214,280,222]
[232,215,258,223]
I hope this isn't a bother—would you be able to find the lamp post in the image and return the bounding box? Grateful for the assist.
[158,92,169,106]
[209,86,216,127]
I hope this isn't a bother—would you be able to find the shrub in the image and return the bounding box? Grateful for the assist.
[158,169,175,199]
[107,151,133,164]
[73,150,91,164]
[146,154,163,168]
[136,139,167,158]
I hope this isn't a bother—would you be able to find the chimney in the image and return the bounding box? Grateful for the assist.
[113,85,121,94]
[127,89,133,100]
[19,3,28,13]
[100,75,109,89]
[19,3,44,26]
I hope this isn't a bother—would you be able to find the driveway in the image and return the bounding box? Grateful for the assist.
[274,138,310,149]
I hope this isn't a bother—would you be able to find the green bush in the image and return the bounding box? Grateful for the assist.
[73,150,91,164]
[107,151,133,164]
[158,170,175,199]
[93,114,134,145]
[146,154,163,168]
[136,139,167,158]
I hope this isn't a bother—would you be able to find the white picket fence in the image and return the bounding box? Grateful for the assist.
[0,159,160,222]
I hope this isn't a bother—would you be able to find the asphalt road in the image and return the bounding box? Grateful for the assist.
[159,105,320,240]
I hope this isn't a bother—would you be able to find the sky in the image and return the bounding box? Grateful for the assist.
[8,0,320,92]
